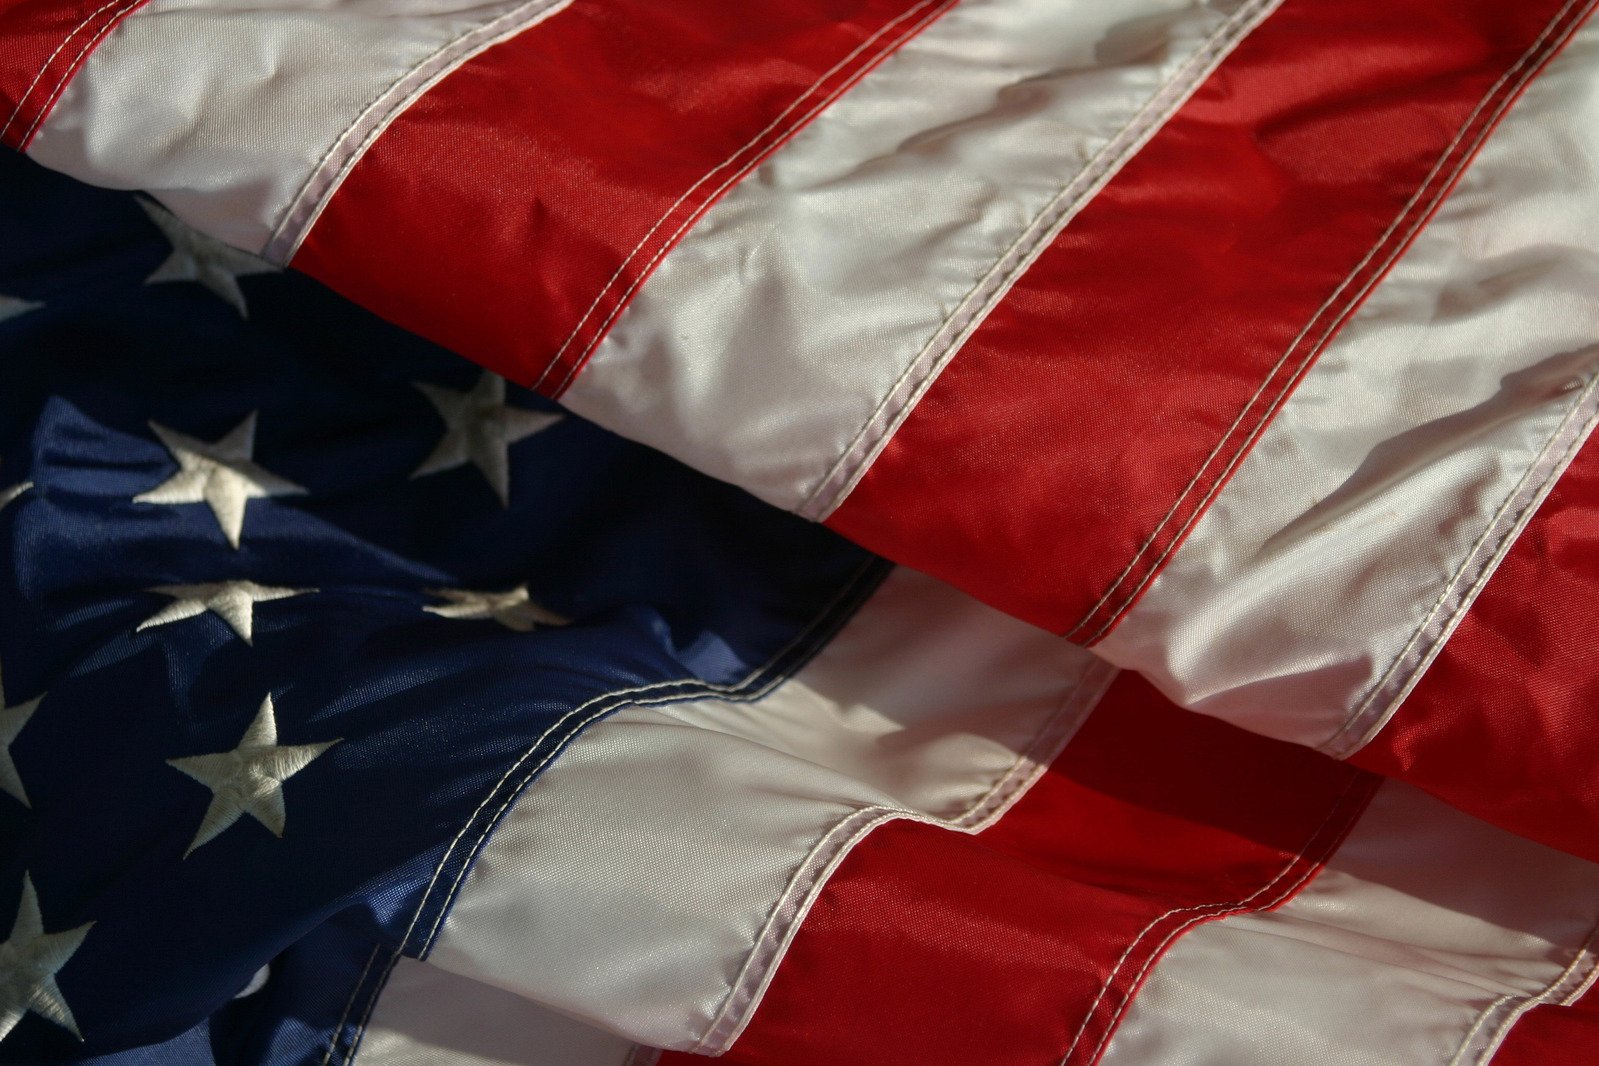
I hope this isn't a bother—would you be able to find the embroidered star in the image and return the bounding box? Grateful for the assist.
[0,295,42,324]
[139,200,277,317]
[0,481,31,512]
[138,580,310,645]
[0,874,92,1042]
[133,413,306,549]
[423,584,569,632]
[0,660,40,808]
[411,373,562,506]
[166,695,338,857]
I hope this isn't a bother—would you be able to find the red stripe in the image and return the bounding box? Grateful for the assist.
[662,676,1374,1066]
[1491,980,1599,1065]
[0,0,148,149]
[826,0,1596,639]
[1351,428,1599,865]
[293,0,953,390]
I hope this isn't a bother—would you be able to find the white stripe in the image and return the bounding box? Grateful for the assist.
[563,0,1279,511]
[1100,782,1599,1066]
[25,0,572,257]
[425,567,1113,1053]
[1096,19,1599,753]
[355,957,640,1066]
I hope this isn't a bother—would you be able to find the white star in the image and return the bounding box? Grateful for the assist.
[0,482,31,512]
[133,413,306,549]
[423,584,569,632]
[139,200,277,317]
[166,695,338,857]
[412,373,561,506]
[138,581,310,645]
[0,295,42,324]
[0,659,39,808]
[0,874,92,1042]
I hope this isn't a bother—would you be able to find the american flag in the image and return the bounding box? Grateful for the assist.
[2,2,1598,1064]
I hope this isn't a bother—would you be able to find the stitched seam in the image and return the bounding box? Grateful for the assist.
[694,657,1119,1055]
[0,0,125,139]
[538,0,955,395]
[318,943,383,1066]
[1056,774,1374,1066]
[263,0,574,265]
[797,0,1283,521]
[1449,926,1599,1066]
[1065,0,1592,643]
[1319,369,1599,757]
[534,0,948,393]
[396,558,886,958]
[17,0,143,149]
[2,0,139,147]
[342,947,403,1066]
[1077,778,1375,1066]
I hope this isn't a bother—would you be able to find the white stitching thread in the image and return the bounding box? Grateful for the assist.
[536,0,954,394]
[263,0,574,265]
[1057,775,1371,1066]
[17,0,143,147]
[1064,0,1590,644]
[0,0,131,142]
[402,559,883,958]
[1448,926,1599,1066]
[1321,369,1599,758]
[796,0,1284,522]
[324,559,882,1064]
[693,657,1119,1055]
[319,943,383,1066]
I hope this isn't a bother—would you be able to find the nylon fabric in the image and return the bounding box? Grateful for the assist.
[1096,15,1599,763]
[426,568,1109,1053]
[1102,782,1599,1066]
[25,0,573,254]
[291,0,951,390]
[0,0,150,149]
[355,957,638,1066]
[826,0,1595,636]
[563,0,1277,509]
[695,676,1374,1066]
[1351,423,1599,865]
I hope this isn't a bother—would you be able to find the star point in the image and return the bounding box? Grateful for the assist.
[139,201,277,317]
[0,481,31,512]
[138,580,310,644]
[134,413,306,548]
[167,695,338,857]
[0,295,42,325]
[423,584,569,632]
[0,874,92,1042]
[0,660,40,808]
[411,373,561,506]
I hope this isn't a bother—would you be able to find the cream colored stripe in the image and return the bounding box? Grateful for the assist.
[1096,17,1599,754]
[356,957,638,1066]
[1100,782,1599,1066]
[564,0,1280,512]
[27,0,572,256]
[426,567,1113,1053]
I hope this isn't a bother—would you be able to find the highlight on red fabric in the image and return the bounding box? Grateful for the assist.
[827,0,1597,640]
[293,0,955,390]
[659,676,1374,1066]
[0,0,150,150]
[1351,428,1599,865]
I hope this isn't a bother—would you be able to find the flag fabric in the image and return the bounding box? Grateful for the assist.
[1,2,1598,1065]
